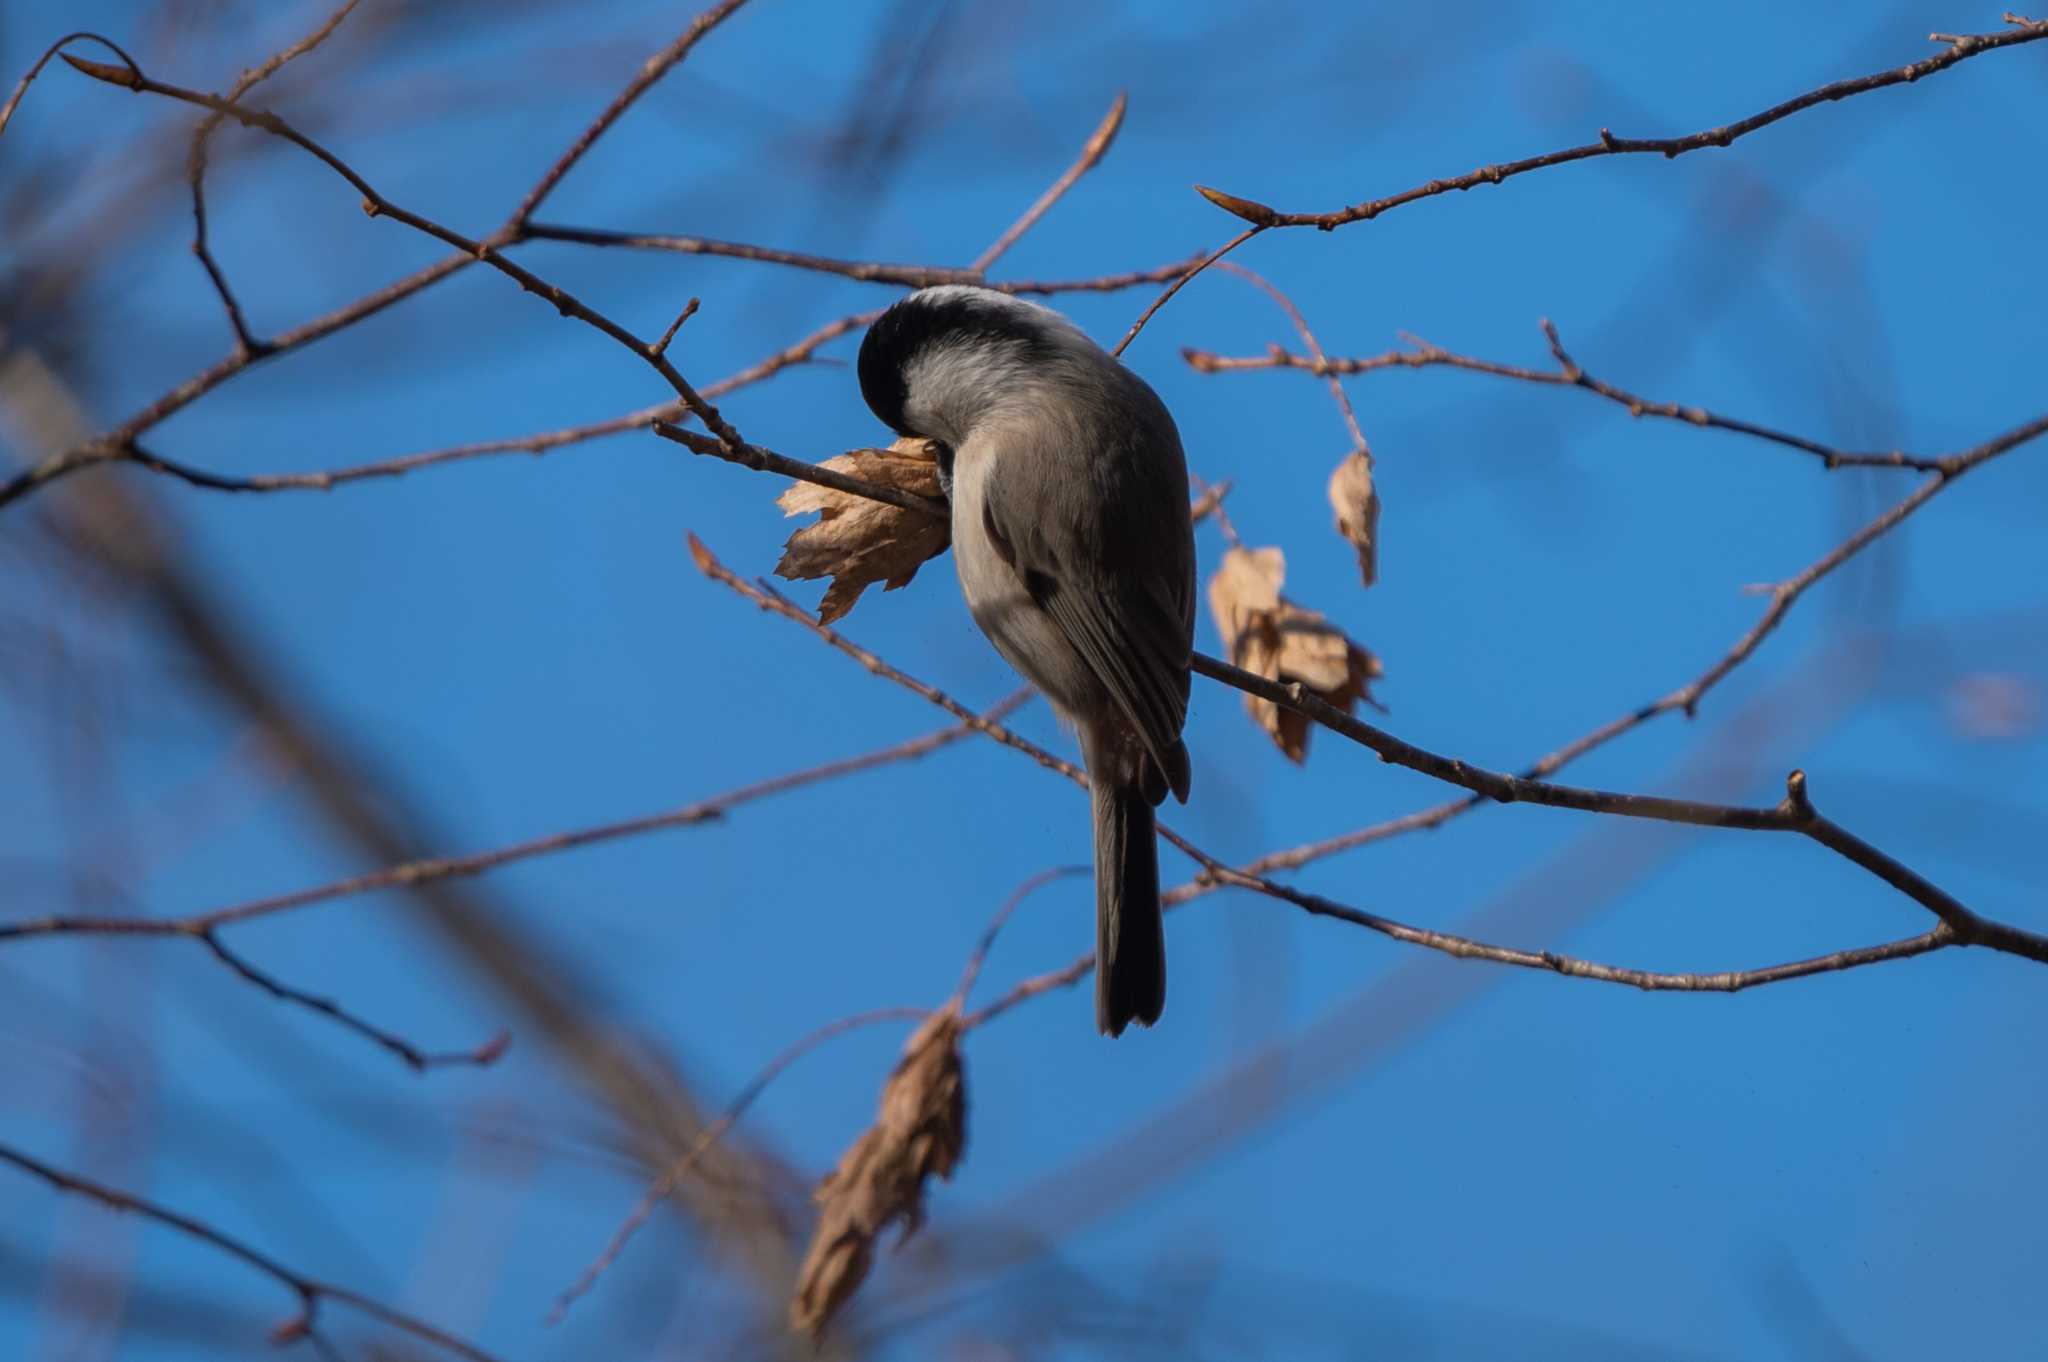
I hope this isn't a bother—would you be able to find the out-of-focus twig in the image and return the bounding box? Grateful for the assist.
[548,1006,933,1324]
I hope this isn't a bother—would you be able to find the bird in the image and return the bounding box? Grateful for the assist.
[857,286,1195,1035]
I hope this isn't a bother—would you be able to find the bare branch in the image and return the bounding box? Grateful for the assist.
[967,924,1960,1030]
[1211,261,1368,454]
[973,91,1127,272]
[197,929,509,1073]
[689,535,1086,788]
[0,253,475,508]
[649,295,700,358]
[93,301,875,495]
[187,0,363,354]
[125,408,674,494]
[0,31,139,137]
[506,0,757,231]
[52,43,745,461]
[1,3,761,512]
[1112,224,1263,357]
[692,536,2048,998]
[951,865,1089,1008]
[1120,20,2048,356]
[548,1006,932,1324]
[1665,413,2048,713]
[1,695,1027,943]
[1185,321,1950,471]
[1205,21,2048,230]
[659,422,949,518]
[521,223,985,286]
[521,221,1206,298]
[0,1143,505,1362]
[677,369,2044,760]
[0,696,1028,1071]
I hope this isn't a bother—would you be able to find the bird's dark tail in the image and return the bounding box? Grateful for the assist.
[1093,778,1165,1036]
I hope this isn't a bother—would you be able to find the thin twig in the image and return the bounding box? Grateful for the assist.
[0,252,476,508]
[1185,321,1948,471]
[966,924,1960,1029]
[668,371,2046,773]
[505,0,756,230]
[1187,476,1234,531]
[1112,225,1263,357]
[521,223,1202,297]
[0,1143,505,1362]
[649,296,701,358]
[689,536,1086,788]
[198,929,509,1073]
[0,2,755,510]
[96,303,871,495]
[1,694,1028,943]
[2,60,1173,507]
[1119,22,2048,359]
[690,536,2048,1001]
[55,53,748,451]
[950,865,1089,1008]
[1202,21,2048,230]
[187,0,362,354]
[0,696,1029,1070]
[973,92,1127,272]
[522,223,985,286]
[527,90,1132,288]
[1668,412,2048,713]
[125,410,674,493]
[657,423,949,517]
[0,32,139,137]
[548,1005,931,1323]
[1212,260,1367,453]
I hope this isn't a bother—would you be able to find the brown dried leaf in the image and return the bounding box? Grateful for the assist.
[790,1008,966,1337]
[1328,449,1380,588]
[1208,545,1384,763]
[774,436,949,624]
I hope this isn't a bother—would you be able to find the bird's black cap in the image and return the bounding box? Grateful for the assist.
[857,287,1057,438]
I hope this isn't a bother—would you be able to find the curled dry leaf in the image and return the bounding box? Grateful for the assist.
[1328,449,1380,588]
[1208,545,1384,763]
[774,436,950,623]
[790,1008,966,1337]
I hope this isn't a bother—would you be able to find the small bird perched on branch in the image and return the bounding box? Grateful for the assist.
[857,287,1196,1036]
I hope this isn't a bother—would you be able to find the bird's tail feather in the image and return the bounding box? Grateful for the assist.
[1093,779,1165,1036]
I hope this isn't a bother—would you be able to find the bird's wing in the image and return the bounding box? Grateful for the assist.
[980,446,1193,800]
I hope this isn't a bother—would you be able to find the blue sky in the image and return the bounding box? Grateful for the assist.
[3,1,2045,1358]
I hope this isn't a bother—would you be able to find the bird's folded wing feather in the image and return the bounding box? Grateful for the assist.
[981,466,1190,790]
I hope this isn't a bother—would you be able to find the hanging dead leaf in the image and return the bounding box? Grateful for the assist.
[1208,545,1383,763]
[1328,449,1380,588]
[790,1008,966,1337]
[774,437,950,623]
